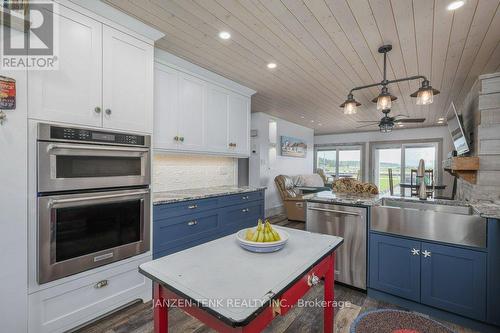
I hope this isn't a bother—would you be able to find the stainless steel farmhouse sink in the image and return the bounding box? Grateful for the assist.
[371,198,486,248]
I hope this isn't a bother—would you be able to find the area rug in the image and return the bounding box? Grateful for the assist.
[350,309,455,333]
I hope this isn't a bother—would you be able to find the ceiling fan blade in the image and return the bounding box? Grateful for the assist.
[356,123,378,129]
[357,120,380,123]
[393,114,410,118]
[395,118,426,123]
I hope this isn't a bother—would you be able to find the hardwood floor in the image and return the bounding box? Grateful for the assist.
[75,215,477,333]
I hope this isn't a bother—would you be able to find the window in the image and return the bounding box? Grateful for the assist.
[316,146,362,180]
[372,142,439,194]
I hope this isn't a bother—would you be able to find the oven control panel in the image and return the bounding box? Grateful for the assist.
[48,126,146,146]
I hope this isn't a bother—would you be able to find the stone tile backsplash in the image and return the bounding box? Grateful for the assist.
[153,153,237,192]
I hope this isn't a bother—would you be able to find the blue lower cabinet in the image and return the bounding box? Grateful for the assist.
[420,242,487,321]
[153,190,265,259]
[487,219,500,325]
[369,233,421,302]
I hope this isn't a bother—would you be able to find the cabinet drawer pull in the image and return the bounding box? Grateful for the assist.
[188,204,198,209]
[307,273,320,287]
[242,195,249,200]
[95,280,108,289]
[188,220,198,226]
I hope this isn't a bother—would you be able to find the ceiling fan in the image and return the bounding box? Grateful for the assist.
[356,109,425,133]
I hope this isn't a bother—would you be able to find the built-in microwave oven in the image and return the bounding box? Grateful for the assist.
[37,123,150,192]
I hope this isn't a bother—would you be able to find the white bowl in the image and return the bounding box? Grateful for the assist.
[236,226,289,253]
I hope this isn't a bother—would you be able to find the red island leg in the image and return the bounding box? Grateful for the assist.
[154,282,168,333]
[324,253,336,333]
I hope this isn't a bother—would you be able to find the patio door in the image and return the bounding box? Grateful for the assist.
[372,142,438,195]
[374,146,401,195]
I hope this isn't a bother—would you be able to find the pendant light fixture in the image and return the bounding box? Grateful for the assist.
[340,93,361,114]
[340,44,440,115]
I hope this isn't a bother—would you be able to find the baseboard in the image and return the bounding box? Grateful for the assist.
[265,205,284,217]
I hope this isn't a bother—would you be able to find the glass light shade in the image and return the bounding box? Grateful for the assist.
[343,101,357,115]
[377,95,392,111]
[416,89,433,105]
[379,123,393,133]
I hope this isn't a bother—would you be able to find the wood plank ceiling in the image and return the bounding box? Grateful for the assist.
[105,0,500,134]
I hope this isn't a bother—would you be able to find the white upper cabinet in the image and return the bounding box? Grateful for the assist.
[228,94,250,155]
[177,73,205,151]
[205,84,229,152]
[102,26,153,133]
[28,6,154,134]
[28,6,102,127]
[154,64,179,150]
[153,58,253,156]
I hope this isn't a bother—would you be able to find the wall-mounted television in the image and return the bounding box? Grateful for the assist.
[446,102,470,156]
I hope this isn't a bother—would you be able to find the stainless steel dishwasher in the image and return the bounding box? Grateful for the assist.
[306,202,367,289]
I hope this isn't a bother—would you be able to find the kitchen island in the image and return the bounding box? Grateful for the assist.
[140,227,343,333]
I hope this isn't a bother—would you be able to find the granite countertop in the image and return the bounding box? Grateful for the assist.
[304,190,500,219]
[470,201,500,219]
[303,190,383,206]
[153,186,266,205]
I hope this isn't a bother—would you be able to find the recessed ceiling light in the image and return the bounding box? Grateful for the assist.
[218,31,231,40]
[398,123,405,127]
[267,62,277,69]
[300,115,305,119]
[447,1,465,11]
[438,117,445,121]
[318,123,322,126]
[310,120,314,123]
[437,120,444,124]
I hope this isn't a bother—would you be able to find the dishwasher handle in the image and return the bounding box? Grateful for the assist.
[307,206,362,217]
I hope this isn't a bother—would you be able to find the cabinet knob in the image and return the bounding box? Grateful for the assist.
[105,108,112,115]
[174,136,179,141]
[242,208,249,212]
[422,250,431,258]
[94,106,101,114]
[187,220,198,226]
[188,204,198,209]
[411,248,420,256]
[179,137,184,142]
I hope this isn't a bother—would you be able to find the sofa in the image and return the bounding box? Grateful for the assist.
[274,174,330,222]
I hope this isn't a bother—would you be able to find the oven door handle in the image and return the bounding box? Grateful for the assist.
[47,190,150,208]
[46,143,149,153]
[307,207,362,217]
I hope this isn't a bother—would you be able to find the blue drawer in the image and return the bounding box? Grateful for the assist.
[154,197,219,219]
[222,201,263,227]
[153,209,221,254]
[220,190,263,208]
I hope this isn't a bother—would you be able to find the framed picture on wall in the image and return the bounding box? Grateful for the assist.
[280,136,307,158]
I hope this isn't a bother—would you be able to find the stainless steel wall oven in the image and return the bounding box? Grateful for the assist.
[37,124,151,284]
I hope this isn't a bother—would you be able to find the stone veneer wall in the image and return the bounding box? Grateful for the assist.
[153,153,237,192]
[456,72,500,202]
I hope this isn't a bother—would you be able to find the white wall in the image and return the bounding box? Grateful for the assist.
[249,112,314,215]
[315,126,455,197]
[0,29,28,332]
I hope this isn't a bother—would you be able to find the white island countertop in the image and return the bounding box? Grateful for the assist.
[139,227,343,326]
